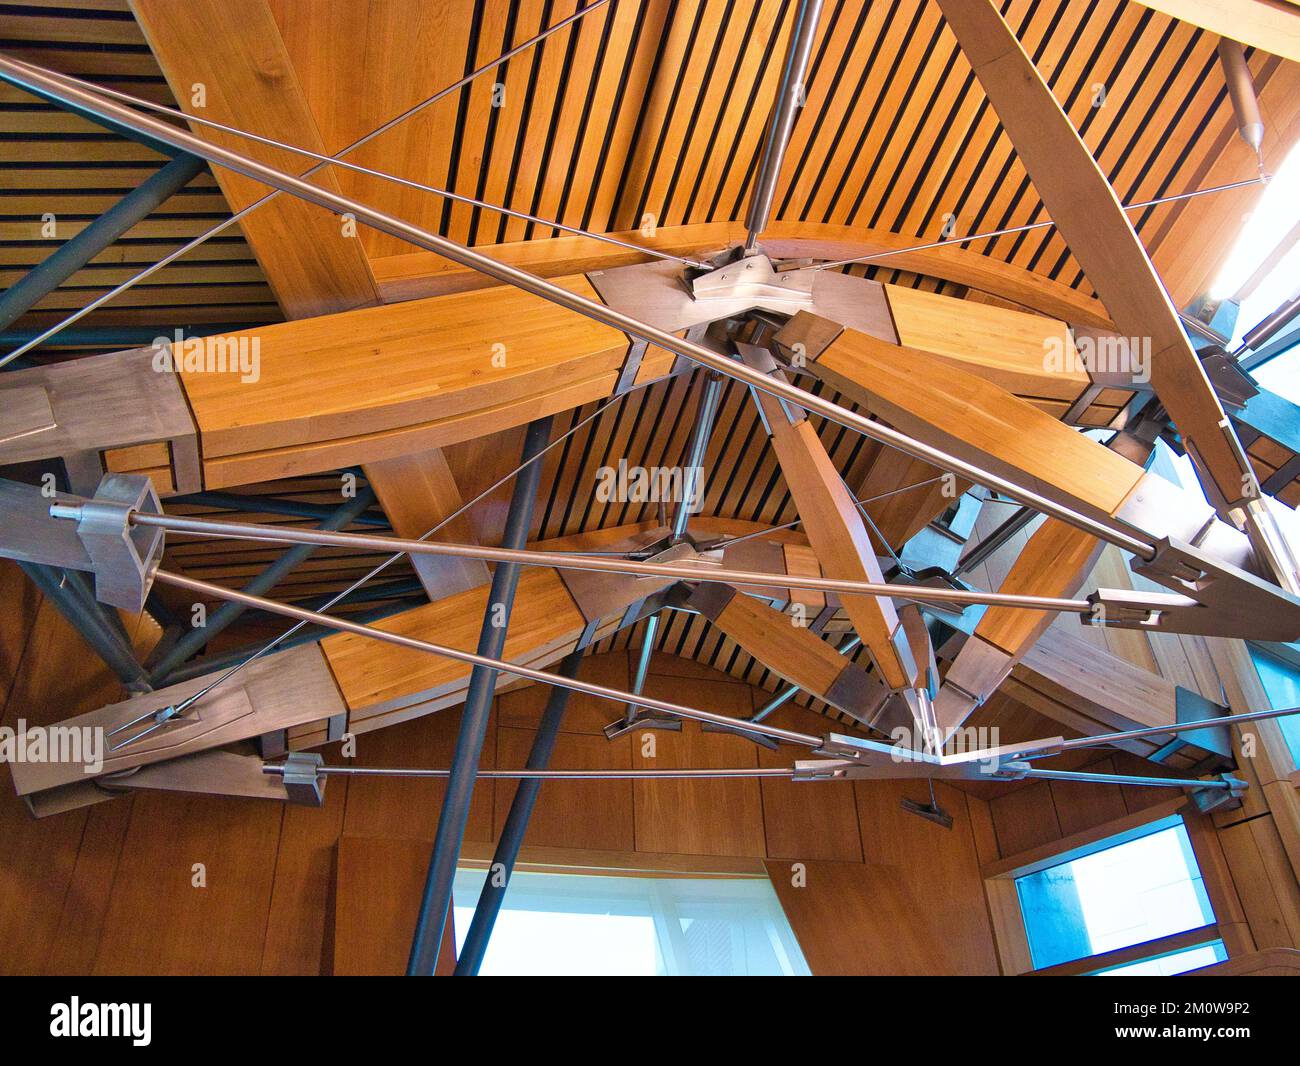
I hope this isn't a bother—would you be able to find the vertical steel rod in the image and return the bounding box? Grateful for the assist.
[622,611,662,725]
[744,0,824,251]
[671,372,723,541]
[453,642,588,975]
[406,417,553,976]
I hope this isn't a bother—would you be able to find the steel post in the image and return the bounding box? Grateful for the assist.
[744,0,824,251]
[0,155,206,332]
[454,642,589,975]
[671,372,723,541]
[406,417,553,976]
[18,562,151,692]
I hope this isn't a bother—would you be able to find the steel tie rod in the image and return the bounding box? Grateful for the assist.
[61,507,1116,614]
[148,569,824,749]
[265,764,798,780]
[0,52,1156,562]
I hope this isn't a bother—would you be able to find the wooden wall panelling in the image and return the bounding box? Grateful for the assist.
[630,674,766,858]
[90,790,283,974]
[1216,815,1300,951]
[855,777,1001,974]
[496,650,630,735]
[765,858,942,976]
[0,609,118,972]
[756,703,864,864]
[338,704,496,845]
[332,836,456,976]
[130,0,380,317]
[493,725,635,852]
[1184,808,1257,958]
[259,762,348,975]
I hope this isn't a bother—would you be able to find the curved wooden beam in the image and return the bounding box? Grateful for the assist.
[367,219,1113,328]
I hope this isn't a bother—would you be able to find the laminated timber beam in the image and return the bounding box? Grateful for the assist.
[935,0,1258,518]
[361,448,489,600]
[936,518,1105,738]
[0,274,640,494]
[742,348,921,691]
[368,220,1114,329]
[178,274,635,488]
[782,315,1147,524]
[1129,0,1300,64]
[129,0,381,317]
[685,584,892,731]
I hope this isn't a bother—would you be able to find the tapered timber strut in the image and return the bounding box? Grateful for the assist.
[935,0,1297,592]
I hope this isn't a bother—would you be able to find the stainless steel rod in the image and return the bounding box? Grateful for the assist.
[267,764,796,780]
[0,52,1154,561]
[1058,704,1300,750]
[1021,767,1232,790]
[811,176,1269,272]
[671,372,723,540]
[151,569,823,748]
[745,0,824,251]
[110,509,1102,613]
[623,611,661,723]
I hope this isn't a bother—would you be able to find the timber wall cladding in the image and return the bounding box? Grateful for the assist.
[0,559,996,974]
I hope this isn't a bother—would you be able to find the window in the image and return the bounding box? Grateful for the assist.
[451,868,810,976]
[1091,940,1227,976]
[1015,816,1216,972]
[1248,645,1300,764]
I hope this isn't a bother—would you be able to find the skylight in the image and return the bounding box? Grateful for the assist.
[1211,139,1300,304]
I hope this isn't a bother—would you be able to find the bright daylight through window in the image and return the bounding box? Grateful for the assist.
[452,868,810,977]
[1015,817,1220,974]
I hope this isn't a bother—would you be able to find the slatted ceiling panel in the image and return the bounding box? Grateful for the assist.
[0,2,280,347]
[156,473,417,615]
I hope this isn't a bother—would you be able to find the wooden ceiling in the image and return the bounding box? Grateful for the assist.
[1,0,1295,745]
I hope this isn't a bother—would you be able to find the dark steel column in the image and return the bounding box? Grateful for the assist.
[453,640,588,975]
[0,154,206,332]
[18,563,152,692]
[406,416,553,975]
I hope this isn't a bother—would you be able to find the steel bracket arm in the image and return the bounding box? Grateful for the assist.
[1089,536,1300,641]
